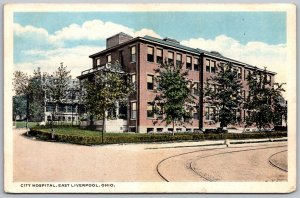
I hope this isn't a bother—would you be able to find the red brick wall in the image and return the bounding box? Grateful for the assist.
[88,38,277,133]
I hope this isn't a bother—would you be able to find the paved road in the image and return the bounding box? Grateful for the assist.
[13,129,287,182]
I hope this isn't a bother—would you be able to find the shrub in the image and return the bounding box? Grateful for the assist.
[27,128,287,146]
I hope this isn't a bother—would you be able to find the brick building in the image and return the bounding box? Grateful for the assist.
[78,32,276,133]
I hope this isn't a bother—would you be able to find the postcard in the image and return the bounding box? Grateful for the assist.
[4,3,296,193]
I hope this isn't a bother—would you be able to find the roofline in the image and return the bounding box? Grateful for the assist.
[89,37,140,58]
[89,36,276,75]
[139,37,199,55]
[202,52,276,75]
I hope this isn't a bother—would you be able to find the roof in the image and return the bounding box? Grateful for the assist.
[141,35,201,54]
[141,36,276,75]
[89,33,276,75]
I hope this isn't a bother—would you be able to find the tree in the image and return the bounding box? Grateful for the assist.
[13,95,27,121]
[45,63,71,129]
[27,68,46,121]
[13,71,30,124]
[245,68,286,130]
[13,69,45,123]
[272,94,287,126]
[83,61,134,136]
[153,60,195,135]
[204,62,243,129]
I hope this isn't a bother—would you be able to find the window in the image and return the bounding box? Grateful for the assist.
[205,107,215,120]
[147,75,154,90]
[67,106,73,113]
[107,54,111,63]
[147,102,154,118]
[129,127,136,132]
[237,67,242,79]
[130,102,137,119]
[176,54,182,66]
[157,128,163,133]
[206,59,216,73]
[193,82,199,95]
[193,106,199,120]
[186,56,192,70]
[147,128,154,133]
[147,46,154,62]
[130,46,136,62]
[168,51,174,64]
[206,59,210,72]
[194,58,199,71]
[46,105,54,112]
[267,75,272,82]
[96,58,101,66]
[211,61,216,73]
[59,105,65,112]
[156,49,163,64]
[193,112,199,120]
[236,109,241,122]
[243,90,246,99]
[244,69,248,80]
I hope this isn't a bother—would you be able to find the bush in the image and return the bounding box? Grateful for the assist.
[273,125,287,131]
[28,127,287,146]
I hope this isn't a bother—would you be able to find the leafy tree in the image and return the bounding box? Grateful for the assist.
[45,63,71,127]
[13,95,27,121]
[245,68,286,130]
[13,71,30,123]
[13,69,45,122]
[27,68,46,121]
[153,60,195,135]
[13,71,29,95]
[83,61,134,135]
[204,62,243,128]
[273,94,287,126]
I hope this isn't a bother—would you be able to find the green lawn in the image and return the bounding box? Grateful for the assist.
[41,127,147,137]
[15,121,39,128]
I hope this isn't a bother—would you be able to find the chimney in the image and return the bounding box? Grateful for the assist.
[106,32,133,49]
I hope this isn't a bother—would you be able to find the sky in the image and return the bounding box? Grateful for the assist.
[13,11,287,86]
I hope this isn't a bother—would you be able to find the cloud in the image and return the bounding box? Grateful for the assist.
[48,19,135,45]
[13,20,161,77]
[14,45,105,78]
[181,35,287,86]
[134,28,162,38]
[14,20,161,47]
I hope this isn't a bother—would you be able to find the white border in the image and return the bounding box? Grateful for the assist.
[4,3,297,193]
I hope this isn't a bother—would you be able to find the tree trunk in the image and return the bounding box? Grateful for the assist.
[26,94,30,134]
[172,121,175,136]
[51,104,56,139]
[89,115,94,129]
[102,110,106,144]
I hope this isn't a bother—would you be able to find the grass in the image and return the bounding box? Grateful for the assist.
[15,121,39,128]
[28,126,287,146]
[41,127,140,137]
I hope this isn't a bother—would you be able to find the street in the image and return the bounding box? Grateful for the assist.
[13,129,287,182]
